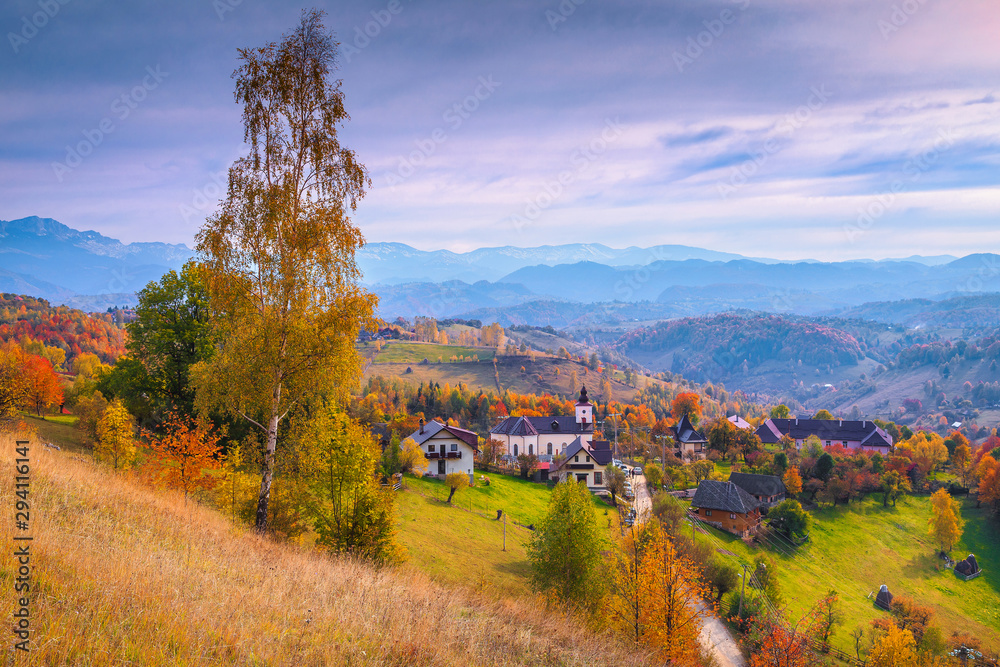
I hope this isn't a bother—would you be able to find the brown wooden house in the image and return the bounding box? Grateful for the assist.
[690,480,761,537]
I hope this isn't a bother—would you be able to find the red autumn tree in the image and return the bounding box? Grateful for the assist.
[144,413,223,502]
[22,354,64,417]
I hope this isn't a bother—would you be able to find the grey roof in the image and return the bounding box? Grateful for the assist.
[408,421,479,450]
[691,480,760,514]
[490,416,539,437]
[672,413,707,444]
[491,415,592,436]
[552,436,613,471]
[756,418,892,448]
[729,472,785,498]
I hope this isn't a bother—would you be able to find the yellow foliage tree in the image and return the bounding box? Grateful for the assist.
[192,10,377,533]
[0,342,29,428]
[298,406,399,564]
[96,399,137,470]
[398,437,429,477]
[867,624,917,667]
[606,525,646,644]
[444,472,470,504]
[928,487,964,553]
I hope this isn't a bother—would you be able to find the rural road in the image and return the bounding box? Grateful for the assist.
[632,472,746,667]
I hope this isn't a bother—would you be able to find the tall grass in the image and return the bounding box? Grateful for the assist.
[1,433,650,666]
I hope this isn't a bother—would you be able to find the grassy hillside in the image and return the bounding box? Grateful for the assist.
[374,341,495,364]
[366,349,643,403]
[691,494,1000,655]
[395,473,616,599]
[0,431,647,666]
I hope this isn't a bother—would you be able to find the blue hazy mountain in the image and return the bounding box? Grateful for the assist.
[0,216,194,308]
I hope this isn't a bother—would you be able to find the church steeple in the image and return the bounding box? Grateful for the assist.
[575,385,592,429]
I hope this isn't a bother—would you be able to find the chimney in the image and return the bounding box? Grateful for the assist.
[795,418,798,426]
[839,419,842,427]
[419,418,424,435]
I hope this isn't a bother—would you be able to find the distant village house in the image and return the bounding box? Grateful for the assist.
[755,417,893,454]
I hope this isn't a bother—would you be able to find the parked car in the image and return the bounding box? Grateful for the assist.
[633,466,642,476]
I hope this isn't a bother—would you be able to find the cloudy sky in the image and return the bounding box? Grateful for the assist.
[2,0,998,260]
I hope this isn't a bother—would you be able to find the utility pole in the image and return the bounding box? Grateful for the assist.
[738,563,748,618]
[608,412,621,460]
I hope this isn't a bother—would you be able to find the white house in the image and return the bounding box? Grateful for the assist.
[548,437,614,489]
[408,419,479,484]
[489,386,595,460]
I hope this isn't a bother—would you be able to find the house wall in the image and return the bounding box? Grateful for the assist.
[690,506,759,537]
[422,433,475,484]
[679,442,707,460]
[551,450,605,489]
[496,431,592,457]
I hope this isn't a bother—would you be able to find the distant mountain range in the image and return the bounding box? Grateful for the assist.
[2,217,994,324]
[0,216,193,310]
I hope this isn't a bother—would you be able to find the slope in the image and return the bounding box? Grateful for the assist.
[0,432,645,666]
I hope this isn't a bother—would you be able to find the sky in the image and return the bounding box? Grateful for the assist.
[1,0,998,261]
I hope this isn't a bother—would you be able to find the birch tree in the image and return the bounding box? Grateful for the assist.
[193,9,377,532]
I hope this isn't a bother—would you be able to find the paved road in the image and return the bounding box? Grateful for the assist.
[631,472,746,667]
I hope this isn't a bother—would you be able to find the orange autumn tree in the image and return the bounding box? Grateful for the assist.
[640,520,709,664]
[977,455,1000,513]
[22,354,63,417]
[746,592,834,667]
[783,467,803,496]
[670,392,703,424]
[144,413,222,502]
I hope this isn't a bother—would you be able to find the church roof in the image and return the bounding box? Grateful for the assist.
[490,415,592,436]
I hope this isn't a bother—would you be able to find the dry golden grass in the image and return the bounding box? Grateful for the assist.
[1,432,651,666]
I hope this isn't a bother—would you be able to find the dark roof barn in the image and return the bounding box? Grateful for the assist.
[691,480,760,515]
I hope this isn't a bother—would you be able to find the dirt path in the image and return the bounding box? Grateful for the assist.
[634,473,746,667]
[697,610,746,667]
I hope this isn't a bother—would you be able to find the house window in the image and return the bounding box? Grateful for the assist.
[529,444,533,455]
[585,456,590,462]
[826,441,831,446]
[514,444,518,457]
[594,471,602,485]
[842,440,848,446]
[692,508,699,514]
[428,444,435,452]
[450,443,458,451]
[706,510,712,517]
[576,474,588,483]
[547,443,552,455]
[574,455,579,462]
[730,513,737,519]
